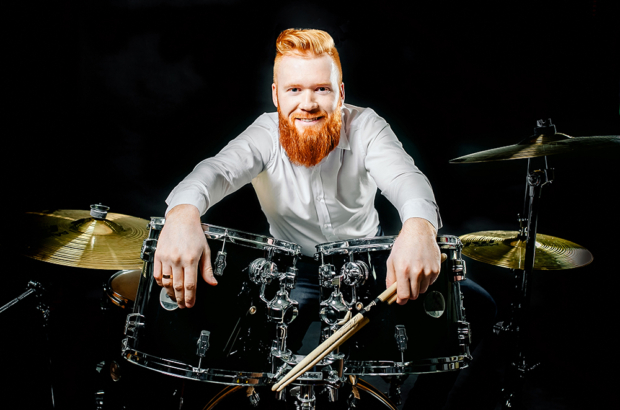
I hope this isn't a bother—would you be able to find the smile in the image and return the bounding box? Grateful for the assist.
[295,117,323,122]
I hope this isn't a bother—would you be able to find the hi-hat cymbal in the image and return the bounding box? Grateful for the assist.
[21,205,149,270]
[459,230,593,270]
[450,133,619,163]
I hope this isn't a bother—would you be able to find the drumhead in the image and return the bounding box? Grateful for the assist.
[315,235,461,256]
[202,223,301,256]
[107,269,141,308]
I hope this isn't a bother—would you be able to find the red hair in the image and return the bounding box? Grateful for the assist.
[274,28,342,84]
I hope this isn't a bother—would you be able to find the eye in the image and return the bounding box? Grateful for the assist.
[289,87,300,93]
[317,87,331,93]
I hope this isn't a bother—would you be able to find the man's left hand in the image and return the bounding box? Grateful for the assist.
[386,217,441,305]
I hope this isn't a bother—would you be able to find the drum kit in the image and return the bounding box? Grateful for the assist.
[5,120,618,409]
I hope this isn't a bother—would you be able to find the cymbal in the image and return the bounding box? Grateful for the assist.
[450,133,619,163]
[459,230,593,270]
[21,205,149,270]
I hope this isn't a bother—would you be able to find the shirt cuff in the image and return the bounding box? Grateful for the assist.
[399,199,442,231]
[165,191,209,217]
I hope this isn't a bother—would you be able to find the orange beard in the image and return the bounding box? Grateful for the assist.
[278,102,342,168]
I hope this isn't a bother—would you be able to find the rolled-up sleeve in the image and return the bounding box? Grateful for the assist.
[165,119,275,216]
[363,115,442,230]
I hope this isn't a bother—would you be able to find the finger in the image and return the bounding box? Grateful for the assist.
[183,265,197,308]
[200,242,217,286]
[396,270,411,306]
[419,271,432,294]
[385,256,396,287]
[441,253,448,264]
[162,264,175,301]
[153,259,163,287]
[410,270,421,301]
[172,265,185,309]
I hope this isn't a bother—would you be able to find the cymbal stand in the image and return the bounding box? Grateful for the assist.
[0,280,56,409]
[495,119,556,408]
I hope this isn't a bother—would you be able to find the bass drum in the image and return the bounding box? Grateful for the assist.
[122,218,301,386]
[203,379,397,409]
[315,235,471,376]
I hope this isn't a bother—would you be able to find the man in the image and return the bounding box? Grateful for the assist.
[153,28,496,409]
[154,28,442,308]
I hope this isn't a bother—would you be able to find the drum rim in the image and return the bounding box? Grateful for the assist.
[202,223,301,256]
[343,354,469,375]
[201,378,398,410]
[122,343,270,386]
[315,235,462,256]
[106,269,140,308]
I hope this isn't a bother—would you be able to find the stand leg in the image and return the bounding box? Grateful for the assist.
[38,301,56,409]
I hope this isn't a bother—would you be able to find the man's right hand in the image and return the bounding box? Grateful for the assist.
[153,204,217,308]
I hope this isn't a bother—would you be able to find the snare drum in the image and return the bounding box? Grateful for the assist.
[122,218,301,386]
[106,269,141,309]
[315,235,471,376]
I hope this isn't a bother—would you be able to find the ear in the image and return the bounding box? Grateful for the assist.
[340,82,345,103]
[272,83,278,108]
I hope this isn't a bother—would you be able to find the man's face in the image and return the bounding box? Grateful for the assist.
[272,53,345,134]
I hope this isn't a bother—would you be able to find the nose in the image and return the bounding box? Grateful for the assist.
[299,90,318,111]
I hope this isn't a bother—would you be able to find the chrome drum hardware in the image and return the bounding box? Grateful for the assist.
[315,235,472,377]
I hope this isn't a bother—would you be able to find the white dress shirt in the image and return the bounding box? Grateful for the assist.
[166,103,441,257]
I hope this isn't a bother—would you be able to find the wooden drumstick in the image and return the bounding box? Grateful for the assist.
[272,283,398,392]
[273,253,447,390]
[272,316,370,393]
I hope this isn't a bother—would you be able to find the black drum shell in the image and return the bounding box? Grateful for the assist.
[316,238,468,374]
[128,235,297,378]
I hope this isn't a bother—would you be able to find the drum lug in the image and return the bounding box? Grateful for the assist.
[284,267,298,290]
[394,325,408,353]
[246,386,260,407]
[124,313,145,338]
[196,330,211,357]
[140,238,158,262]
[214,251,227,276]
[450,258,466,281]
[319,264,340,288]
[457,320,472,354]
[394,325,408,365]
[148,217,165,231]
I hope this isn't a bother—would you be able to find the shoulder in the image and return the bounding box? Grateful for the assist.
[248,112,279,135]
[343,103,391,142]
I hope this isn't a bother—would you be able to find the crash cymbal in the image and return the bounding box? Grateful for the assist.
[21,205,149,270]
[459,230,593,270]
[450,133,619,163]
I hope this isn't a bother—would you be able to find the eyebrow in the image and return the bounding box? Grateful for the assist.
[282,83,333,89]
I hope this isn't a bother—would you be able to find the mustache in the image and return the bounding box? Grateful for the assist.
[291,112,327,120]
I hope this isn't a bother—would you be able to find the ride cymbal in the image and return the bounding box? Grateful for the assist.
[450,133,619,163]
[459,230,593,270]
[21,205,149,270]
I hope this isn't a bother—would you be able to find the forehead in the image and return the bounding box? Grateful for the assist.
[276,54,338,86]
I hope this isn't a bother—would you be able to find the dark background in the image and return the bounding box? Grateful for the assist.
[4,0,619,409]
